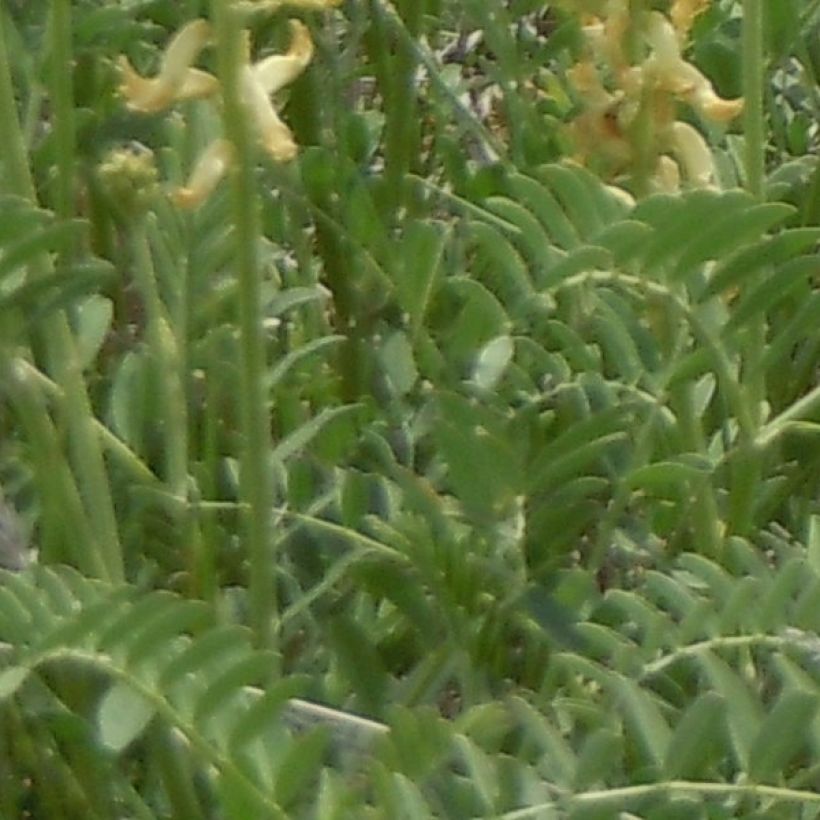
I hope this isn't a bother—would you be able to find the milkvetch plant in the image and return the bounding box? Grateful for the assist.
[1,0,820,817]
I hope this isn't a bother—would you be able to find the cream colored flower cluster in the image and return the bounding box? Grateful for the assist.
[565,0,743,191]
[116,2,339,208]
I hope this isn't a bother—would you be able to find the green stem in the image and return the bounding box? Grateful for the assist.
[47,0,76,227]
[210,1,275,655]
[1,355,105,576]
[131,222,188,497]
[730,0,766,535]
[0,6,123,581]
[742,0,765,200]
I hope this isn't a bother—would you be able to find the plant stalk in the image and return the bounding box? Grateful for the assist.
[210,0,275,655]
[0,5,123,581]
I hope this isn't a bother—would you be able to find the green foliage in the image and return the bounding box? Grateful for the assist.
[1,0,819,817]
[5,532,820,815]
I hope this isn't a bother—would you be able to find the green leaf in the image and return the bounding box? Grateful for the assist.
[663,692,726,779]
[0,219,86,281]
[573,728,623,790]
[74,295,113,370]
[326,614,388,713]
[808,515,820,578]
[539,164,606,238]
[542,245,612,288]
[473,334,514,390]
[193,652,278,729]
[725,256,817,332]
[216,768,277,820]
[0,665,30,700]
[435,394,521,516]
[108,350,150,452]
[704,227,820,299]
[636,189,749,274]
[509,696,577,787]
[266,285,329,318]
[669,202,793,281]
[274,729,329,809]
[592,220,654,267]
[160,625,252,691]
[505,172,579,249]
[380,331,418,395]
[698,651,762,768]
[97,681,155,753]
[229,677,308,752]
[397,221,447,335]
[468,220,535,305]
[626,460,712,497]
[482,195,559,271]
[454,734,497,812]
[122,599,212,668]
[609,675,671,770]
[373,768,431,820]
[272,404,361,464]
[748,689,818,783]
[37,591,133,654]
[267,335,345,392]
[527,432,626,493]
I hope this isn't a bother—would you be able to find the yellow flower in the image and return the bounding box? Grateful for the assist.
[117,17,319,208]
[239,19,314,163]
[643,11,743,123]
[670,0,710,40]
[118,19,218,113]
[665,121,715,188]
[171,139,234,208]
[172,19,314,207]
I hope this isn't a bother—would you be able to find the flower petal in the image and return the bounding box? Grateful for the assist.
[666,121,715,187]
[644,12,742,123]
[252,20,314,94]
[118,19,217,113]
[241,20,314,162]
[671,0,710,38]
[172,139,234,208]
[241,64,299,161]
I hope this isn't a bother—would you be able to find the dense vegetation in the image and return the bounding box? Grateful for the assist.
[1,0,819,817]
